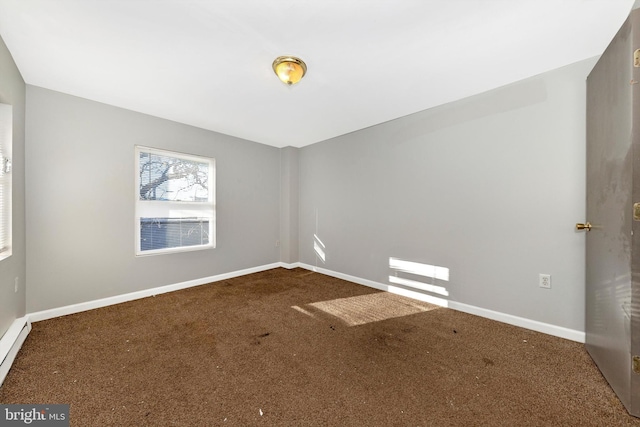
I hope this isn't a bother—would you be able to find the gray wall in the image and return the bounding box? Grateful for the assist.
[279,146,299,264]
[0,36,26,337]
[17,56,598,333]
[25,86,281,312]
[298,58,596,332]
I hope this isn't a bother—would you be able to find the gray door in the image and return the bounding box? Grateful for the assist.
[585,10,639,417]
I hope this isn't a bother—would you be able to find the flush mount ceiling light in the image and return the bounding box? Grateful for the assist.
[272,56,307,85]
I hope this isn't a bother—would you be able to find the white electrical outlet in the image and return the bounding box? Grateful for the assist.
[539,274,551,289]
[14,277,18,293]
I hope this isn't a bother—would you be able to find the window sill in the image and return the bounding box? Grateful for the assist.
[135,244,215,257]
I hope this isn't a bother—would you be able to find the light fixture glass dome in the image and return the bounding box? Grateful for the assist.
[272,56,307,85]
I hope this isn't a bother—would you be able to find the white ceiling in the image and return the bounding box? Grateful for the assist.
[0,0,634,148]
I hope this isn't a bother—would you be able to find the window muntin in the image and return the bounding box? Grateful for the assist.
[135,146,215,256]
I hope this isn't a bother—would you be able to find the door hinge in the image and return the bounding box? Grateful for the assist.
[634,49,640,67]
[633,356,640,374]
[634,203,640,221]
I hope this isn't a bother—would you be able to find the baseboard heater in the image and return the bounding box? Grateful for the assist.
[0,317,31,388]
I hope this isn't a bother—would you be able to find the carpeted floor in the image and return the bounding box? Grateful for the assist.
[1,267,638,426]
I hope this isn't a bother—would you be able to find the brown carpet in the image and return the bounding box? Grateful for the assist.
[0,267,638,426]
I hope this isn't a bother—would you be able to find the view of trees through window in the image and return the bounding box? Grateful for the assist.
[137,148,214,254]
[139,152,209,202]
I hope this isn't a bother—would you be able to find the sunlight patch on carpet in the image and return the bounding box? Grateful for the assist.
[291,305,316,318]
[305,292,439,326]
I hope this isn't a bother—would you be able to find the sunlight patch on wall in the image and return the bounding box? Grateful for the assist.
[314,234,326,263]
[389,257,450,307]
[389,276,448,296]
[389,257,449,281]
[306,292,439,326]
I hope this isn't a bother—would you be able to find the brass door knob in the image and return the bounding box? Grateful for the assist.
[576,222,592,231]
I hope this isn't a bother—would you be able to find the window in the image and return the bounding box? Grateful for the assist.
[135,146,215,256]
[0,103,12,261]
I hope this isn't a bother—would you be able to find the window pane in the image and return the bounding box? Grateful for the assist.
[135,146,215,256]
[139,152,209,201]
[140,218,210,252]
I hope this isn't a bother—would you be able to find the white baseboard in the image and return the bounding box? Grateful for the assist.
[28,263,283,323]
[0,316,31,388]
[447,301,585,343]
[25,260,585,343]
[4,261,581,392]
[278,262,302,269]
[296,262,585,343]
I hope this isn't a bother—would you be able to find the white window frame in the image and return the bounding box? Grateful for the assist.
[0,103,12,262]
[134,146,215,256]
